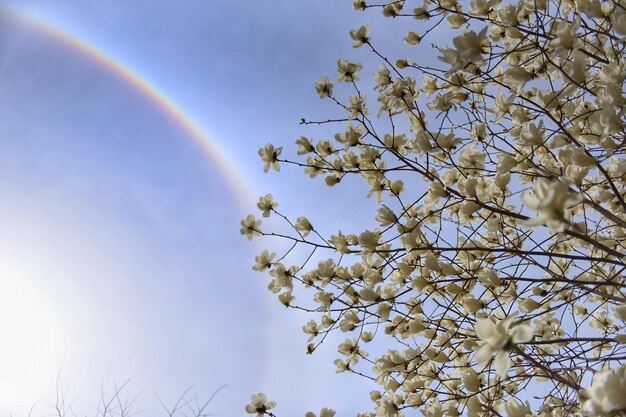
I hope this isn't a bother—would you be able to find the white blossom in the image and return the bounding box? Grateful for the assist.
[580,366,626,416]
[259,143,282,173]
[522,179,583,231]
[438,28,488,73]
[315,76,334,98]
[350,25,370,48]
[474,315,533,377]
[245,393,276,417]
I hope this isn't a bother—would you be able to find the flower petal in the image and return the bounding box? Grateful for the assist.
[494,350,511,377]
[511,324,534,344]
[475,343,493,364]
[475,318,497,341]
[499,315,517,333]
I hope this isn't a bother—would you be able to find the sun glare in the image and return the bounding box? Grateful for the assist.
[0,264,62,405]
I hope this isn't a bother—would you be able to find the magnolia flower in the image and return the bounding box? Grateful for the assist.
[315,140,334,157]
[447,13,467,29]
[438,27,488,73]
[347,94,370,119]
[469,0,499,16]
[550,18,581,56]
[478,269,501,286]
[474,315,533,377]
[259,143,282,173]
[257,194,277,217]
[277,291,294,306]
[518,120,545,146]
[421,75,438,97]
[374,64,392,90]
[335,123,364,148]
[421,399,444,417]
[518,298,540,313]
[382,1,403,17]
[395,58,412,69]
[295,216,313,237]
[305,408,336,417]
[353,0,367,11]
[296,136,314,155]
[462,368,482,392]
[240,215,262,240]
[245,393,276,416]
[503,399,533,417]
[427,91,455,111]
[358,229,381,252]
[521,179,583,231]
[337,58,363,82]
[492,93,515,123]
[503,67,533,92]
[471,122,487,141]
[614,304,626,321]
[268,263,297,293]
[252,250,276,272]
[580,366,626,416]
[315,76,334,99]
[350,25,370,48]
[613,6,626,34]
[404,31,421,45]
[433,132,461,150]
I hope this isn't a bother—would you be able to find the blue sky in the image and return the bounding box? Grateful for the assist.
[0,2,444,416]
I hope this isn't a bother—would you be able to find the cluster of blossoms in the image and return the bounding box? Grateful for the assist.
[245,0,626,416]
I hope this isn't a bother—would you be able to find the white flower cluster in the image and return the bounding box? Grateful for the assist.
[243,0,626,416]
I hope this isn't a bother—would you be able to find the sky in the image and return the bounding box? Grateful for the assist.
[0,2,442,416]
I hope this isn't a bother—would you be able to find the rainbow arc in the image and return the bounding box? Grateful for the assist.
[5,8,254,209]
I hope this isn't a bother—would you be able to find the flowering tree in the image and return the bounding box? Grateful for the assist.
[242,0,626,416]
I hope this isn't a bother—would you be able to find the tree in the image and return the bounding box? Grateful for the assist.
[16,379,223,417]
[242,0,626,416]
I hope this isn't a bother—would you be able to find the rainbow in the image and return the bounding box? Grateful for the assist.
[4,7,255,209]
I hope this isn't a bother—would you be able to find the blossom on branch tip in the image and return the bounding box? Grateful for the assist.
[347,94,370,119]
[315,76,334,99]
[305,408,336,417]
[518,120,545,146]
[350,25,370,48]
[353,0,366,11]
[521,179,583,232]
[404,31,421,45]
[474,315,533,377]
[395,58,412,69]
[278,291,295,306]
[438,27,488,73]
[462,368,482,392]
[295,216,313,237]
[335,123,365,148]
[550,18,581,56]
[469,0,499,17]
[240,215,262,240]
[503,67,533,92]
[268,263,297,293]
[382,1,403,17]
[259,143,282,173]
[447,13,467,29]
[337,59,363,83]
[245,393,276,417]
[257,194,277,217]
[252,250,276,272]
[503,399,533,417]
